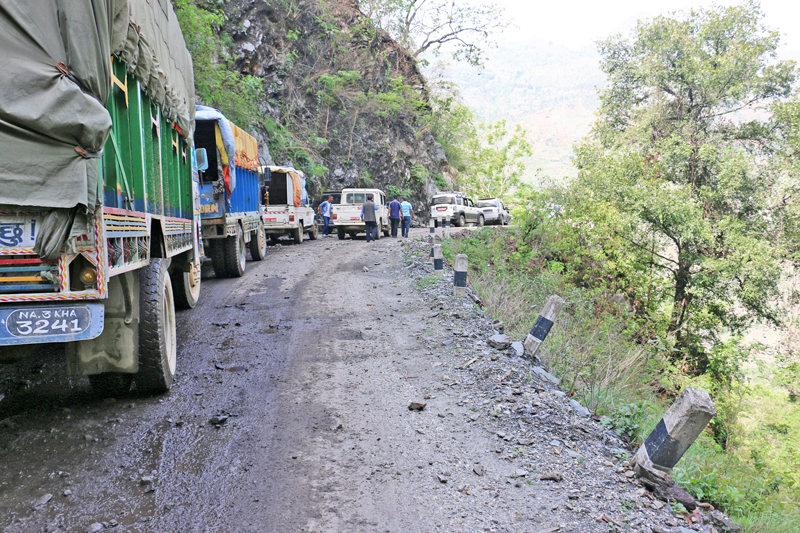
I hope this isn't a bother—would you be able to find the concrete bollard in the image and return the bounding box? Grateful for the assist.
[633,387,716,473]
[453,254,468,296]
[433,244,444,274]
[445,217,451,239]
[523,295,565,358]
[429,218,435,259]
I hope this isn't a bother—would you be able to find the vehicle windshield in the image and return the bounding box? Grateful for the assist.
[431,196,455,206]
[476,200,496,208]
[344,192,366,204]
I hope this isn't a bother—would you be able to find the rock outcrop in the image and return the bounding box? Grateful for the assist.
[219,0,449,211]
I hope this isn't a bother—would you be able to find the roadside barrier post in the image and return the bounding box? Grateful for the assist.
[633,387,716,473]
[523,295,565,358]
[433,244,444,274]
[453,254,468,296]
[429,218,435,260]
[445,217,451,239]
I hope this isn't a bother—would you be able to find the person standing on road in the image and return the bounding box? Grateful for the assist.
[319,195,333,237]
[400,197,413,238]
[388,195,402,238]
[360,194,378,242]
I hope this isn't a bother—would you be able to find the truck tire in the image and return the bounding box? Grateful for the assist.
[374,220,381,240]
[224,226,246,278]
[137,258,177,394]
[89,373,133,397]
[478,214,485,227]
[293,225,303,244]
[383,223,390,237]
[456,214,466,227]
[172,261,201,310]
[208,241,226,278]
[338,227,345,240]
[249,223,267,261]
[308,222,318,240]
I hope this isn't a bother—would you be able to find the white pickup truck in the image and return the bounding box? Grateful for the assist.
[332,188,390,240]
[262,166,317,244]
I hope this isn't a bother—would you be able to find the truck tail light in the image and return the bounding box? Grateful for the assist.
[333,214,338,220]
[289,215,295,222]
[79,267,97,285]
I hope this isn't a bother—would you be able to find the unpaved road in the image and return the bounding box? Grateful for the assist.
[0,229,677,533]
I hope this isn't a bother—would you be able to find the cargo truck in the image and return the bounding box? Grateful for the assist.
[0,0,202,395]
[262,166,317,244]
[195,107,266,277]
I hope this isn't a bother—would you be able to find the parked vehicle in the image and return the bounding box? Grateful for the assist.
[429,192,484,227]
[261,166,317,244]
[195,107,265,277]
[0,0,200,395]
[332,189,390,240]
[476,197,512,225]
[315,190,342,233]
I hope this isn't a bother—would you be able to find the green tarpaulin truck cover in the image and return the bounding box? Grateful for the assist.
[0,0,195,256]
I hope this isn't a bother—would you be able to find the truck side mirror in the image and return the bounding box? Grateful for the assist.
[195,148,209,171]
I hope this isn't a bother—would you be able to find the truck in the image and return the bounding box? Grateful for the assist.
[0,0,201,395]
[261,166,317,244]
[194,106,266,277]
[331,188,391,240]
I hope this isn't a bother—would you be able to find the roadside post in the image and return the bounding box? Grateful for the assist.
[632,387,716,473]
[523,295,565,358]
[444,217,451,239]
[429,218,435,260]
[433,244,444,274]
[453,254,468,296]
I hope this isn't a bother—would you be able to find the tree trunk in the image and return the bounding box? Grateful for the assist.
[668,252,692,347]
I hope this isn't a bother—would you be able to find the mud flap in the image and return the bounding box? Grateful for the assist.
[65,270,140,375]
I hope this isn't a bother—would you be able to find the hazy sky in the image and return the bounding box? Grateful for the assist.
[491,0,800,56]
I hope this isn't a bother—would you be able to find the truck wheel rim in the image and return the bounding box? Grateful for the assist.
[164,279,177,374]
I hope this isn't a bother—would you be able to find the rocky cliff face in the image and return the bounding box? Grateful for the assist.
[219,0,447,208]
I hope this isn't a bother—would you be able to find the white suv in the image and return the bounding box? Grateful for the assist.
[430,192,484,227]
[476,198,511,225]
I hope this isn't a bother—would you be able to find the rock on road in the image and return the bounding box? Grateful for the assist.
[0,229,681,533]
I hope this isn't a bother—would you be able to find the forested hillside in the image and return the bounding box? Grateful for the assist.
[443,39,604,182]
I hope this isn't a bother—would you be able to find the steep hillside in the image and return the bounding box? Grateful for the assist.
[209,0,447,207]
[442,38,605,183]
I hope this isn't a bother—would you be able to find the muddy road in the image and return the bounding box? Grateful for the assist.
[1,229,677,533]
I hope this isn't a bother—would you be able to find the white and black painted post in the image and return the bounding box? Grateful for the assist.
[632,387,716,473]
[433,244,444,274]
[444,217,451,239]
[453,254,468,296]
[429,218,436,260]
[523,295,565,357]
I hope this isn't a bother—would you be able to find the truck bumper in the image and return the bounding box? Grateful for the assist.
[0,303,105,346]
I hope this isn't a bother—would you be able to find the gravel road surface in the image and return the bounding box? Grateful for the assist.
[1,229,696,533]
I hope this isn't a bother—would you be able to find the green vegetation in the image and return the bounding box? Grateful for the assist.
[442,4,800,528]
[426,85,532,201]
[173,0,263,128]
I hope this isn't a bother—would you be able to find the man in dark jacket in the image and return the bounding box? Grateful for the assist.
[388,195,402,238]
[360,194,379,242]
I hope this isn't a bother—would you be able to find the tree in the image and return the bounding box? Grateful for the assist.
[460,120,531,199]
[359,0,509,67]
[573,1,796,356]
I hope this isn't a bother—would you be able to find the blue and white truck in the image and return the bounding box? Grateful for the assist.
[194,106,267,277]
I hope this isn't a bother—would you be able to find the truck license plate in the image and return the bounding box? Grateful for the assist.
[0,215,40,249]
[5,307,91,337]
[0,304,104,345]
[350,217,360,221]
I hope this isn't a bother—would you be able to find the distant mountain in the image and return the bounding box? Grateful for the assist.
[441,38,606,184]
